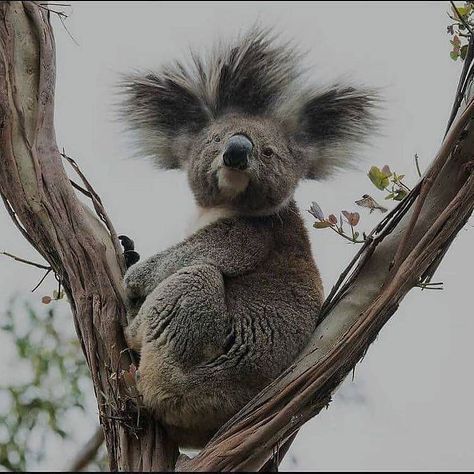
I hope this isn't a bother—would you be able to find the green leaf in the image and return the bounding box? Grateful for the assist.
[455,5,471,18]
[461,44,469,60]
[385,192,395,200]
[450,50,460,61]
[368,166,390,190]
[313,221,332,229]
[393,189,408,201]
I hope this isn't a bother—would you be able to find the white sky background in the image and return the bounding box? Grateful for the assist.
[0,1,473,471]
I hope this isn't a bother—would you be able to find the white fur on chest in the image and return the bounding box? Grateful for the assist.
[185,206,236,236]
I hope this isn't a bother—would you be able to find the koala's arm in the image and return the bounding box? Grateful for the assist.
[124,218,273,300]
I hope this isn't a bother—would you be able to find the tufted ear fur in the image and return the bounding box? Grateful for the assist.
[120,28,379,176]
[120,71,210,169]
[119,28,302,169]
[285,86,379,179]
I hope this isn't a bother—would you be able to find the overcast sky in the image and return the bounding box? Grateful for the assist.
[1,1,473,471]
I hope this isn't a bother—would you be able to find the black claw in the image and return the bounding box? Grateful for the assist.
[119,235,135,252]
[119,235,140,268]
[124,250,140,268]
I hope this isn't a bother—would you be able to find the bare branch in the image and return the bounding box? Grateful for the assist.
[66,426,105,472]
[31,268,53,292]
[1,251,51,270]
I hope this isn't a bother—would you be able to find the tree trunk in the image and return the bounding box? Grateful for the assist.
[0,2,177,470]
[0,2,472,472]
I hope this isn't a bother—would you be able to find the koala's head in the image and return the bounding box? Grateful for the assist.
[121,28,378,216]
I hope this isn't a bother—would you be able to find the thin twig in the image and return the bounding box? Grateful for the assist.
[1,251,51,270]
[329,225,365,244]
[31,268,53,292]
[70,179,93,199]
[37,3,68,19]
[61,150,125,273]
[66,426,105,471]
[0,191,41,256]
[37,2,79,46]
[446,28,474,133]
[415,153,422,178]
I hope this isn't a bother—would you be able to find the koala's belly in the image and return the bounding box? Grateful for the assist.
[223,267,322,378]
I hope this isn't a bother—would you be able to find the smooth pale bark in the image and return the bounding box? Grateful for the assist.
[1,2,472,472]
[0,2,177,470]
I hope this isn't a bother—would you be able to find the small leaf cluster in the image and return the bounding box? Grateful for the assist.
[368,165,410,201]
[447,2,474,61]
[308,202,365,244]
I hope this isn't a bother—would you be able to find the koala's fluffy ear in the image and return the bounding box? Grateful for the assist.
[120,71,210,169]
[288,86,379,179]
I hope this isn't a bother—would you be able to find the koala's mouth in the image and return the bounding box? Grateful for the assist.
[216,167,250,198]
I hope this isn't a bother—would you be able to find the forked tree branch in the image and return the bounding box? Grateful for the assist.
[0,2,472,472]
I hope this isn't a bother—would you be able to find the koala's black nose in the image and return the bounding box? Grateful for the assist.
[223,135,253,170]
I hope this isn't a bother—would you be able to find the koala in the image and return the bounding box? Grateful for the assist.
[119,28,377,448]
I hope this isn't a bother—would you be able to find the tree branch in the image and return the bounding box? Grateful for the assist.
[66,426,105,472]
[0,251,51,270]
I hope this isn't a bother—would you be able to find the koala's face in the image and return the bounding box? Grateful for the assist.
[187,114,305,215]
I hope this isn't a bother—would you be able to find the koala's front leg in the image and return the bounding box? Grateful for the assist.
[124,263,229,360]
[123,218,272,321]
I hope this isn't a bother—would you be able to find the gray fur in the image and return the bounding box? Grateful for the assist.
[120,27,378,177]
[120,27,377,448]
[124,203,323,447]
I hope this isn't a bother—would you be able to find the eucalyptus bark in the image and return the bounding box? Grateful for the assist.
[0,2,177,470]
[0,2,472,472]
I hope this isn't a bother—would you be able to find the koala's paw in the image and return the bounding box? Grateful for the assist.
[119,235,140,269]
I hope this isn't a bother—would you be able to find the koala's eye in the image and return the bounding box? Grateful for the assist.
[262,147,273,157]
[213,135,221,143]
